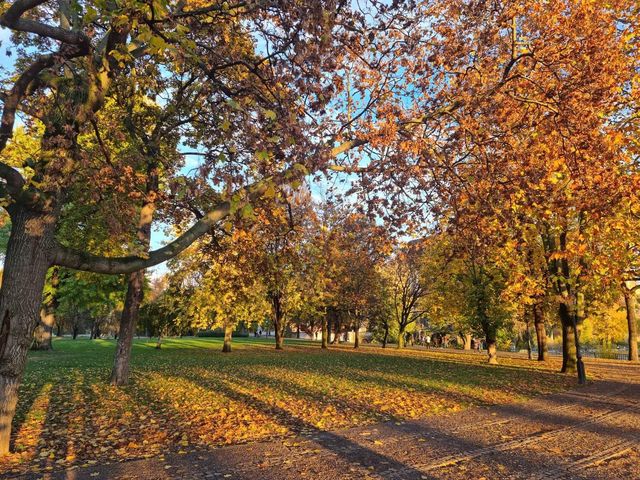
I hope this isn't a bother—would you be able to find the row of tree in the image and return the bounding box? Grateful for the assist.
[36,188,639,374]
[0,0,637,455]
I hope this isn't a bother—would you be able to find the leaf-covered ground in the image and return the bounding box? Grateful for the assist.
[1,338,573,476]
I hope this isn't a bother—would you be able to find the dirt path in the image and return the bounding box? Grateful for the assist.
[14,358,640,480]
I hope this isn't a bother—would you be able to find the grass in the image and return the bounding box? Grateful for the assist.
[1,337,574,476]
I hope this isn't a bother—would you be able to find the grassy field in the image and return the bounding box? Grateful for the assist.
[1,337,574,476]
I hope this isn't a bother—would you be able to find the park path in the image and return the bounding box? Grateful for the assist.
[16,358,640,480]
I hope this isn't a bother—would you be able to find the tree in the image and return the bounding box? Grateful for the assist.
[55,269,126,340]
[173,231,269,353]
[385,244,429,349]
[0,0,369,452]
[328,211,389,348]
[460,257,513,365]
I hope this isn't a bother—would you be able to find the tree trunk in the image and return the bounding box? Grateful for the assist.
[222,323,233,353]
[32,309,55,351]
[382,324,389,348]
[487,337,498,364]
[330,318,340,344]
[271,295,285,350]
[353,324,360,349]
[523,308,533,360]
[462,333,472,350]
[109,160,157,385]
[0,208,57,455]
[533,302,548,361]
[397,326,405,349]
[32,268,59,351]
[110,270,145,386]
[559,302,577,373]
[275,327,284,350]
[155,335,162,349]
[623,287,638,362]
[55,322,62,337]
[321,314,328,349]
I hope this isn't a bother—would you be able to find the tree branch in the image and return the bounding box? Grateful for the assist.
[0,0,90,46]
[52,140,357,273]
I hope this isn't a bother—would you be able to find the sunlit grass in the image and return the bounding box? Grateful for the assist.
[0,337,573,476]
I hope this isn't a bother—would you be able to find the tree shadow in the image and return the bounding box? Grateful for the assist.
[18,364,638,479]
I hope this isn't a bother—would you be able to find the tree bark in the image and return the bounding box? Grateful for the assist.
[321,313,328,349]
[533,302,548,361]
[272,297,285,350]
[559,302,577,373]
[353,324,360,349]
[462,333,472,350]
[274,327,284,349]
[32,268,59,351]
[523,308,532,360]
[382,324,389,348]
[330,318,340,344]
[486,336,498,364]
[623,287,638,362]
[110,269,144,385]
[32,309,54,351]
[155,335,162,349]
[222,323,233,353]
[397,326,405,349]
[0,208,57,455]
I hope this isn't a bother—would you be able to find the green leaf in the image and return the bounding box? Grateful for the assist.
[240,204,254,219]
[255,150,270,161]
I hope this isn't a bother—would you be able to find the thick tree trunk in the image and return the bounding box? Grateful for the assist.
[560,303,577,373]
[110,270,145,386]
[353,324,360,349]
[624,288,638,362]
[0,208,57,455]
[533,302,548,361]
[222,323,233,353]
[486,336,498,364]
[382,324,389,348]
[155,335,162,349]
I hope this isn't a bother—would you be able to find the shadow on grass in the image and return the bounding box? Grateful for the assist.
[10,341,637,480]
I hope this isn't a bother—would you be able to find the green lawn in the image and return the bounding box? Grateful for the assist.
[2,337,573,476]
